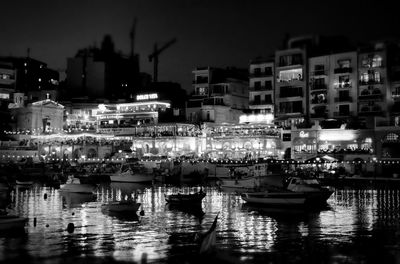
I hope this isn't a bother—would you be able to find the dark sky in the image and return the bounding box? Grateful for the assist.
[0,0,398,92]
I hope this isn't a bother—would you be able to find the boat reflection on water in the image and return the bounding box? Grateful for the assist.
[60,192,96,208]
[241,203,330,222]
[166,203,205,220]
[110,182,150,195]
[102,209,141,221]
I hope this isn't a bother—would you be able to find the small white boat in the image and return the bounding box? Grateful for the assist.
[241,191,306,206]
[285,177,334,204]
[0,215,28,232]
[101,200,141,213]
[110,162,154,183]
[60,176,95,193]
[16,180,34,186]
[218,176,260,191]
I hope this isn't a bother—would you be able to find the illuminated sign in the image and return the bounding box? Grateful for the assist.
[319,130,356,141]
[239,113,274,124]
[299,131,309,138]
[136,93,158,101]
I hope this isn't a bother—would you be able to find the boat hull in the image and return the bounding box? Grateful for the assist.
[0,215,28,232]
[102,201,141,213]
[218,177,260,189]
[110,171,154,183]
[241,192,306,206]
[165,192,206,205]
[60,184,94,193]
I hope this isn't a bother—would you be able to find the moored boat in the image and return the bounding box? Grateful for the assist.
[285,177,334,205]
[0,215,28,232]
[101,200,141,213]
[60,176,96,193]
[218,176,260,192]
[165,190,206,205]
[110,162,154,183]
[241,190,307,206]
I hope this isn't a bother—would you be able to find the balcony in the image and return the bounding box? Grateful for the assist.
[359,106,384,116]
[249,100,273,106]
[359,79,384,86]
[310,84,327,91]
[337,82,352,89]
[193,77,209,84]
[334,67,352,74]
[311,99,327,104]
[312,70,327,76]
[250,72,273,78]
[334,97,353,103]
[311,112,328,119]
[249,85,273,91]
[358,93,383,101]
[334,111,353,117]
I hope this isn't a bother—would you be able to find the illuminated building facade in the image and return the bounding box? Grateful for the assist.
[186,67,248,124]
[94,93,171,135]
[274,47,307,128]
[358,41,396,126]
[308,51,358,120]
[203,123,281,160]
[8,98,64,133]
[248,58,274,115]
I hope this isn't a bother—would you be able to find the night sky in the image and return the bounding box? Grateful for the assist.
[1,0,398,92]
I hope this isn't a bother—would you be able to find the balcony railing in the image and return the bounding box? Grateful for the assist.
[359,107,384,116]
[311,99,327,104]
[249,100,273,105]
[250,72,273,78]
[311,113,328,118]
[359,79,384,85]
[358,93,383,101]
[312,70,327,76]
[334,97,353,103]
[310,84,327,91]
[249,85,273,91]
[337,82,352,89]
[334,67,352,74]
[334,111,353,117]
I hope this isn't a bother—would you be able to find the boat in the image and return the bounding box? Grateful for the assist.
[165,190,206,205]
[101,200,141,213]
[110,162,154,183]
[240,190,307,206]
[0,215,29,232]
[217,176,260,192]
[60,176,96,193]
[285,177,334,205]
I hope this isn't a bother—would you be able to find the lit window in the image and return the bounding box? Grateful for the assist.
[372,55,382,67]
[385,133,399,141]
[278,68,303,82]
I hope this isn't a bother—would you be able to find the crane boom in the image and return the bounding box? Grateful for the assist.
[148,38,177,82]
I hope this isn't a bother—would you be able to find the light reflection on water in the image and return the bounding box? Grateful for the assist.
[1,184,400,263]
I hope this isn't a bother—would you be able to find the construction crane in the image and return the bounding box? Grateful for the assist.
[148,38,177,83]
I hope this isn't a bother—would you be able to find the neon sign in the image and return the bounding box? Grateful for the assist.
[299,131,309,138]
[136,93,158,101]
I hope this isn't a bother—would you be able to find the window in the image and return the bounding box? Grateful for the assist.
[339,104,350,115]
[253,68,261,76]
[314,78,325,86]
[254,81,261,90]
[0,93,9,99]
[314,64,325,71]
[197,87,207,95]
[265,94,272,104]
[338,59,350,68]
[339,90,349,99]
[385,133,399,141]
[360,73,369,83]
[374,71,381,83]
[280,86,302,98]
[361,58,370,68]
[265,80,272,89]
[254,95,261,103]
[279,54,303,66]
[278,68,303,82]
[279,101,302,113]
[264,67,272,76]
[339,75,350,87]
[372,55,382,67]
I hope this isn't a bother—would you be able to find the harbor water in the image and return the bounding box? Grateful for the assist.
[1,183,400,263]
